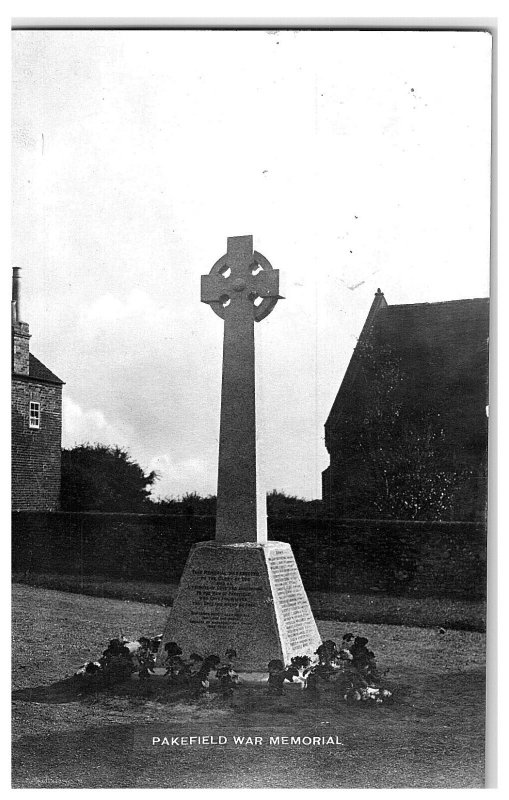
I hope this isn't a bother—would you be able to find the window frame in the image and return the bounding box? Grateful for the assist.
[29,400,40,429]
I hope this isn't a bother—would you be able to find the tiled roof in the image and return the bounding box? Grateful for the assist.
[376,298,489,388]
[326,295,489,432]
[28,353,64,385]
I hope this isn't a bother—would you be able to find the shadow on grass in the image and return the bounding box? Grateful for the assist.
[12,675,196,705]
[12,688,485,790]
[13,719,347,789]
[12,722,136,789]
[12,671,385,713]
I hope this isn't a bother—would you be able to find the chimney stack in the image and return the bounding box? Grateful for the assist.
[11,266,30,375]
[12,267,22,323]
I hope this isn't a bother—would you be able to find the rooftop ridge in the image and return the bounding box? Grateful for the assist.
[386,297,489,309]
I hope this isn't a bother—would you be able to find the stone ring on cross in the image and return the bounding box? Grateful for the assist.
[201,235,281,322]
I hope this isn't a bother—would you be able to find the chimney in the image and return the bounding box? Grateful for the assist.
[12,266,22,323]
[12,267,30,376]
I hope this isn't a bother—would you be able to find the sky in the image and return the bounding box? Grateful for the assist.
[11,29,492,500]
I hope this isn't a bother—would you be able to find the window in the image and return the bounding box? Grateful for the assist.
[29,401,40,429]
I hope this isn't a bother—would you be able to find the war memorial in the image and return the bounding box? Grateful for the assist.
[160,235,322,671]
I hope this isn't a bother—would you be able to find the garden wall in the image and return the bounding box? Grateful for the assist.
[11,512,487,599]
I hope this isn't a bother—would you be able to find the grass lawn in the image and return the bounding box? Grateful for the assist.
[13,572,486,631]
[12,584,486,789]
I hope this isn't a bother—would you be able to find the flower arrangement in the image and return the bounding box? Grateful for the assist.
[267,659,287,695]
[265,632,392,704]
[74,633,161,686]
[160,647,240,699]
[74,632,392,705]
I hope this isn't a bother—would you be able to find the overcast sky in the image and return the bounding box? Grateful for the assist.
[11,29,491,500]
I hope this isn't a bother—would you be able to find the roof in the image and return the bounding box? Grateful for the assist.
[28,353,64,385]
[376,298,489,383]
[325,294,489,433]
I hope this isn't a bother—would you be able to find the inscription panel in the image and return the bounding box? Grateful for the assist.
[161,544,284,669]
[267,549,320,654]
[187,567,264,628]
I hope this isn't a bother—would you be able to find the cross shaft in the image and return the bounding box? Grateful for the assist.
[201,236,280,544]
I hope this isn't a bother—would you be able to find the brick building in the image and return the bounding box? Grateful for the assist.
[11,267,64,511]
[322,290,489,521]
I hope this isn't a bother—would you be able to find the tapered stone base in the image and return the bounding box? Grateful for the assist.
[159,541,322,671]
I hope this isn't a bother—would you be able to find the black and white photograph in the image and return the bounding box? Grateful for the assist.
[11,22,492,789]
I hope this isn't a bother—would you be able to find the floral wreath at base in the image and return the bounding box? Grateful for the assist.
[73,632,393,704]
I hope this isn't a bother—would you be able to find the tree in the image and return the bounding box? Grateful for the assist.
[266,490,323,518]
[154,492,217,516]
[151,490,322,518]
[61,444,158,512]
[336,341,470,520]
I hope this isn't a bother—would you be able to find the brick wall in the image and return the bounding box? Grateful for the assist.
[12,322,30,375]
[270,517,487,598]
[12,379,62,511]
[11,513,487,599]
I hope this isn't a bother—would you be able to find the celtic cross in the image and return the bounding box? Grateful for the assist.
[201,235,281,544]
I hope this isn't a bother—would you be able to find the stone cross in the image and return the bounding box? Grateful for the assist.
[160,242,321,670]
[201,235,281,544]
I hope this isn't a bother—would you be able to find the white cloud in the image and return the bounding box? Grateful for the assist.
[62,395,135,452]
[81,288,154,325]
[148,453,212,500]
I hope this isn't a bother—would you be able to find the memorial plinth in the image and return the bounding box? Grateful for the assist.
[160,236,321,670]
[163,541,321,671]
